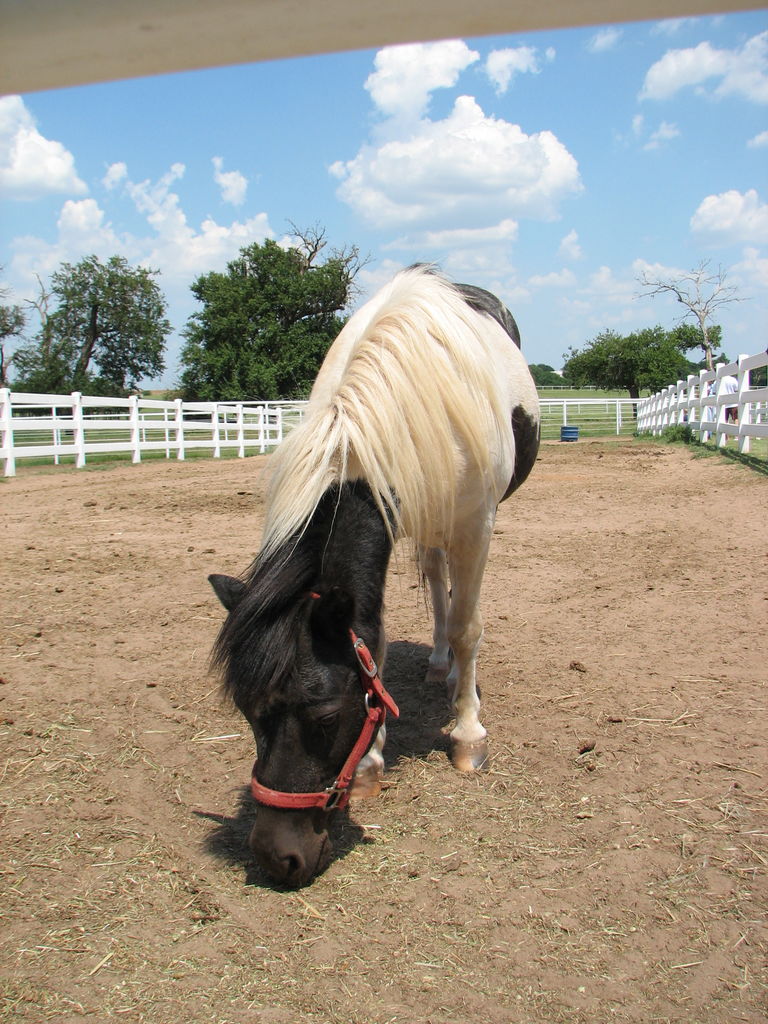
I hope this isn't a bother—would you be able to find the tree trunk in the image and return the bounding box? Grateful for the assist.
[628,384,640,419]
[73,301,99,386]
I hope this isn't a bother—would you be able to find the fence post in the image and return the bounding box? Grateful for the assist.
[686,374,697,433]
[714,363,729,448]
[236,403,245,458]
[675,380,685,426]
[129,395,142,464]
[211,404,221,459]
[258,405,266,454]
[174,398,185,460]
[0,387,15,477]
[736,354,750,455]
[71,392,86,468]
[699,368,712,443]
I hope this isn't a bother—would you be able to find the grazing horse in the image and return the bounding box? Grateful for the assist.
[209,266,540,886]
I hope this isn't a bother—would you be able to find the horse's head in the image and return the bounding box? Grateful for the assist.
[209,571,393,887]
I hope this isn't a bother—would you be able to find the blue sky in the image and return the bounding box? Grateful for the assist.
[1,11,766,386]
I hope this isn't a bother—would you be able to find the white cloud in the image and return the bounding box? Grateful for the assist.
[332,92,581,230]
[0,95,87,200]
[9,164,274,305]
[747,129,768,148]
[558,229,583,261]
[732,246,768,288]
[212,156,248,206]
[588,28,623,54]
[485,46,544,95]
[10,198,127,299]
[102,162,127,190]
[529,268,577,288]
[644,120,680,149]
[364,40,479,122]
[640,31,768,103]
[57,198,117,246]
[651,18,697,36]
[690,188,768,244]
[122,164,271,279]
[386,219,519,252]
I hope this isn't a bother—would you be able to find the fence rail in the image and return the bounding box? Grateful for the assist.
[0,389,307,477]
[539,397,637,438]
[637,351,768,455]
[11,367,760,476]
[1,388,644,476]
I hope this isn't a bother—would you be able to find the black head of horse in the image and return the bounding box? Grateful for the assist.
[209,481,395,887]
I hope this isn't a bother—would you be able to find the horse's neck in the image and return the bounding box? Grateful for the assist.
[311,481,392,621]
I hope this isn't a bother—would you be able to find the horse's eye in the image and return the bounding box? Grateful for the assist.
[315,709,339,727]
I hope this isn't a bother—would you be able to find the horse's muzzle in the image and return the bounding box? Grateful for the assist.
[249,807,332,887]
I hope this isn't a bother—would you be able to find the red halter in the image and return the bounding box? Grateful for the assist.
[250,628,399,812]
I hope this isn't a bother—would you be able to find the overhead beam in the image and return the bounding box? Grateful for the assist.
[1,0,762,95]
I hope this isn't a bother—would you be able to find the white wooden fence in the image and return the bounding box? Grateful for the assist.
[637,351,768,455]
[539,397,637,438]
[1,388,643,477]
[0,389,306,477]
[5,356,765,477]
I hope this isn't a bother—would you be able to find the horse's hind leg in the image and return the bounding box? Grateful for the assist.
[420,545,451,684]
[445,522,494,772]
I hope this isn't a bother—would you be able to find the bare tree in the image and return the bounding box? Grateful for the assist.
[637,260,742,370]
[287,221,371,298]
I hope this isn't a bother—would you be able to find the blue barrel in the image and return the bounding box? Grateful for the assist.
[560,425,580,442]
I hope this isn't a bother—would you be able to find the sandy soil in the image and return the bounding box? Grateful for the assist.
[1,438,766,1024]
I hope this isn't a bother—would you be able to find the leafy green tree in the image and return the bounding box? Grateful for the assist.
[0,275,25,386]
[13,255,169,395]
[179,231,364,401]
[668,323,723,361]
[562,327,694,400]
[528,363,565,388]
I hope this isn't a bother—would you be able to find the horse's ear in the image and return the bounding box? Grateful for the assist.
[310,586,354,642]
[208,574,247,612]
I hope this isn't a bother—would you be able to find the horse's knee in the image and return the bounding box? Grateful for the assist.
[447,618,483,664]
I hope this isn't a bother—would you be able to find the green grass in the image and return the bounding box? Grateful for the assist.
[642,425,768,471]
[537,387,645,400]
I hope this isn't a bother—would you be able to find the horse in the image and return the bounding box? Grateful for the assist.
[208,265,540,887]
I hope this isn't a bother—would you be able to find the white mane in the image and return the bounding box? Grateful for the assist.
[259,266,513,557]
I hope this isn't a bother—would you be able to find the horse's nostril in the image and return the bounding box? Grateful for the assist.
[282,852,304,879]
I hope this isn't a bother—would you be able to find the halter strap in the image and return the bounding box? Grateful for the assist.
[250,628,399,812]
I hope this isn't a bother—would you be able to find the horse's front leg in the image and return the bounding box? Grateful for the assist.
[445,522,494,772]
[419,545,451,684]
[350,724,387,799]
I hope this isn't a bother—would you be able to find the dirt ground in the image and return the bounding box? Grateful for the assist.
[1,438,766,1024]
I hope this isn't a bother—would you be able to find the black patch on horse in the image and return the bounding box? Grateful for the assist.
[501,405,540,502]
[455,282,522,349]
[211,480,392,715]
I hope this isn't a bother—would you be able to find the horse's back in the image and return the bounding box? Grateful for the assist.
[313,267,540,505]
[276,267,538,551]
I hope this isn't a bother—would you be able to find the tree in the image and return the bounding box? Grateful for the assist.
[0,274,25,386]
[638,261,741,370]
[562,327,694,401]
[13,256,169,395]
[528,363,564,388]
[180,230,366,401]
